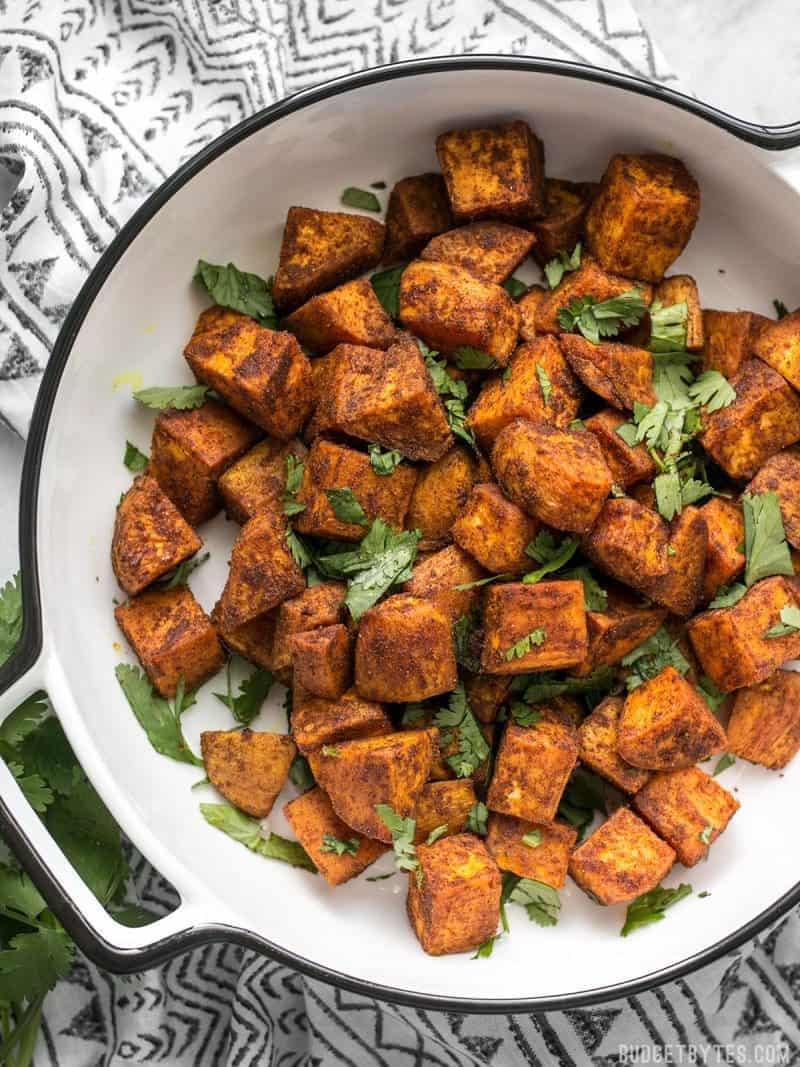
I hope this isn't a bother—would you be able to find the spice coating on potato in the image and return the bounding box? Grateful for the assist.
[465,673,512,724]
[752,308,800,390]
[518,285,547,341]
[290,624,352,700]
[436,121,545,223]
[284,787,389,885]
[481,581,588,675]
[585,409,656,489]
[575,586,666,677]
[420,221,536,285]
[486,813,577,886]
[585,154,700,282]
[291,685,392,755]
[112,475,203,596]
[355,594,458,702]
[402,544,486,623]
[272,582,347,675]
[308,729,436,841]
[407,833,502,956]
[701,309,772,378]
[399,260,520,366]
[568,806,675,905]
[536,256,653,335]
[407,446,484,550]
[698,496,745,601]
[272,206,385,310]
[651,506,708,618]
[654,275,704,351]
[201,729,295,819]
[633,766,739,867]
[218,438,307,526]
[578,696,651,792]
[486,713,578,823]
[746,450,800,549]
[283,279,395,354]
[383,173,453,265]
[531,178,596,266]
[413,780,478,844]
[492,418,612,534]
[727,669,800,769]
[115,586,226,698]
[452,482,539,574]
[211,601,277,673]
[699,358,800,480]
[559,335,656,411]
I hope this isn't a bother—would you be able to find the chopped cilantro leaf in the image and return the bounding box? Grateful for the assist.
[341,187,381,212]
[523,530,579,584]
[375,804,419,876]
[368,444,403,476]
[200,803,316,871]
[370,265,405,319]
[504,276,528,300]
[433,683,490,778]
[536,363,552,405]
[453,346,496,370]
[708,583,747,609]
[621,627,689,690]
[764,604,800,638]
[133,384,210,411]
[320,834,360,855]
[557,287,647,344]
[621,883,692,936]
[214,662,273,726]
[123,440,148,473]
[283,453,306,516]
[505,628,546,661]
[326,488,369,526]
[544,243,581,290]
[465,801,489,836]
[742,492,793,587]
[194,259,277,328]
[713,753,736,776]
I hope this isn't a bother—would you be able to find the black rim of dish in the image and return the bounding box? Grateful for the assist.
[2,54,799,1013]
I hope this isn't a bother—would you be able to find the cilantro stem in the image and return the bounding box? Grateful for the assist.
[0,994,45,1067]
[0,904,50,931]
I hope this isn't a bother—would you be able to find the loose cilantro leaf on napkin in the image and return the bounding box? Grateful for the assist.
[201,803,316,871]
[621,883,692,937]
[195,259,278,328]
[133,384,211,411]
[115,666,203,766]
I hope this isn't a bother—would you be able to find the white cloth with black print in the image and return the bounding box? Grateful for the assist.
[1,2,798,1064]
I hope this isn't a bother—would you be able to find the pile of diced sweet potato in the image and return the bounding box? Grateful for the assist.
[112,117,800,958]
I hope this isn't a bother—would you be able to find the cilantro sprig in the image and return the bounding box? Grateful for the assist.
[419,340,477,450]
[195,259,278,328]
[133,384,211,411]
[621,627,689,691]
[742,492,793,587]
[368,444,402,476]
[214,662,274,726]
[557,287,647,344]
[200,803,316,871]
[621,883,692,936]
[283,453,306,517]
[375,804,420,878]
[522,530,579,584]
[115,666,203,766]
[544,243,581,289]
[123,441,148,473]
[505,628,546,661]
[433,683,490,778]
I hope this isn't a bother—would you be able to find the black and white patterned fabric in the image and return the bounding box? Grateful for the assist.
[1,2,798,1064]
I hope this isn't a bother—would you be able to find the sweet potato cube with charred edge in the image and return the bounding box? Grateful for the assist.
[184,310,313,439]
[294,439,417,542]
[560,336,656,411]
[535,256,653,335]
[407,446,485,550]
[436,120,544,223]
[486,813,577,887]
[518,286,547,342]
[272,582,347,676]
[578,696,651,792]
[290,624,352,701]
[701,309,772,378]
[218,438,307,526]
[291,685,392,755]
[284,787,388,885]
[531,179,597,266]
[399,261,520,366]
[112,475,202,596]
[283,279,395,355]
[492,418,612,534]
[700,359,800,480]
[355,594,457,702]
[216,513,305,634]
[568,806,676,905]
[382,173,453,265]
[272,206,385,310]
[407,834,502,956]
[201,729,295,819]
[303,349,340,443]
[688,576,800,692]
[481,581,587,675]
[654,276,703,351]
[452,483,539,575]
[115,586,225,698]
[324,335,452,462]
[413,780,478,844]
[211,602,277,673]
[752,309,800,390]
[727,669,800,769]
[650,506,707,618]
[466,337,582,450]
[618,667,726,770]
[465,673,512,724]
[420,221,536,285]
[487,713,578,823]
[308,729,436,841]
[574,586,666,677]
[633,767,739,867]
[148,399,262,526]
[402,544,486,623]
[585,409,657,489]
[585,154,700,283]
[746,450,800,549]
[699,497,745,601]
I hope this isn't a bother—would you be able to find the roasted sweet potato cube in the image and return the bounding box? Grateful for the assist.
[216,513,306,633]
[486,813,577,887]
[272,582,347,675]
[560,336,656,410]
[578,696,651,792]
[402,544,486,623]
[211,602,277,673]
[218,438,307,525]
[303,349,341,443]
[465,673,512,724]
[291,685,392,755]
[688,576,800,692]
[699,359,800,480]
[651,506,707,617]
[568,806,676,905]
[407,446,484,550]
[654,275,703,351]
[413,780,478,844]
[700,309,772,378]
[536,256,652,335]
[115,586,225,698]
[585,154,700,282]
[112,475,202,596]
[727,669,800,769]
[531,179,596,266]
[294,439,417,542]
[582,498,669,601]
[284,786,388,885]
[355,594,457,702]
[466,337,582,449]
[308,729,436,841]
[272,206,385,310]
[752,309,800,390]
[585,409,657,489]
[283,279,395,355]
[698,497,745,601]
[486,714,578,823]
[618,667,726,770]
[290,624,352,700]
[324,335,452,461]
[436,121,544,223]
[633,767,739,867]
[401,708,492,784]
[492,418,612,534]
[452,483,539,574]
[518,285,547,342]
[481,581,587,675]
[148,399,262,526]
[383,173,453,265]
[420,221,536,285]
[746,450,800,549]
[184,311,312,439]
[201,729,295,818]
[575,586,666,677]
[399,260,520,366]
